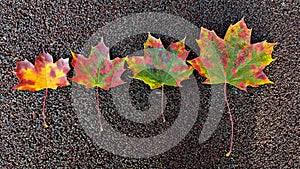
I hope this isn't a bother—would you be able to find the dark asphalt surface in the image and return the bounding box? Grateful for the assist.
[0,0,299,168]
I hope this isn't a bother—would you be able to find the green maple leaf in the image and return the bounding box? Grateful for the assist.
[188,18,276,156]
[70,39,127,131]
[127,33,194,122]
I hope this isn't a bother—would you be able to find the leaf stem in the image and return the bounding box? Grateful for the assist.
[96,87,103,131]
[161,85,166,122]
[42,88,49,128]
[224,83,233,157]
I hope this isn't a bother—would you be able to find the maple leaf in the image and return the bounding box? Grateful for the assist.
[70,39,126,90]
[127,33,194,122]
[189,18,275,90]
[70,38,127,131]
[13,52,70,127]
[188,18,275,156]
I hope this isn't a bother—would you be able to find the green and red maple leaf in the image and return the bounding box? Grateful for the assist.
[70,39,126,90]
[189,18,275,90]
[70,39,127,131]
[127,33,194,122]
[188,18,275,156]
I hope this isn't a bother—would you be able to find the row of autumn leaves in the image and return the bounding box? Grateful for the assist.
[12,18,275,157]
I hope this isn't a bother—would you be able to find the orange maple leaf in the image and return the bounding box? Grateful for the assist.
[13,52,70,127]
[13,52,70,91]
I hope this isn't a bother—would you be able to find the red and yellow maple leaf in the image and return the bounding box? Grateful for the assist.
[188,18,275,156]
[13,52,70,127]
[13,52,70,91]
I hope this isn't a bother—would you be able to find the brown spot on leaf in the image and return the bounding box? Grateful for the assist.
[208,31,216,40]
[255,43,264,52]
[218,40,229,68]
[255,71,267,80]
[235,49,249,67]
[238,30,248,39]
[231,68,237,78]
[50,69,56,78]
[250,64,256,69]
[256,74,267,80]
[105,76,113,83]
[239,19,246,29]
[253,66,267,80]
[24,80,35,85]
[238,82,246,90]
[56,60,63,70]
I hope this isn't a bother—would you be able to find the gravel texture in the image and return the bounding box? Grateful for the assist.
[0,0,299,168]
